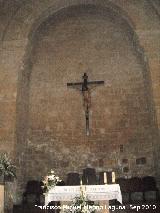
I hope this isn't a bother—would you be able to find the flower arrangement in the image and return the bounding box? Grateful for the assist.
[0,153,16,183]
[66,182,95,213]
[42,169,62,192]
[66,194,95,213]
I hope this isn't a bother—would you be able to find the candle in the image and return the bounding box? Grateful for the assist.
[87,178,88,184]
[112,172,115,183]
[104,172,107,184]
[80,179,83,185]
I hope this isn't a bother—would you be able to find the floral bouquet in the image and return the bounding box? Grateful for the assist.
[42,169,62,193]
[65,183,96,213]
[66,194,95,213]
[0,153,16,182]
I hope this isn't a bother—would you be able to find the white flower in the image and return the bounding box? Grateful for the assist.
[42,169,62,192]
[49,176,55,181]
[50,169,54,174]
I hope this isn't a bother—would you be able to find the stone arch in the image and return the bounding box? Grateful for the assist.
[15,1,142,157]
[15,1,157,144]
[10,0,159,202]
[2,0,135,42]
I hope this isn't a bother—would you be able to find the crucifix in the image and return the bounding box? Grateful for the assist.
[67,73,104,136]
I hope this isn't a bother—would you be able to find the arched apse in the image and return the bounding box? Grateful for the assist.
[15,3,158,200]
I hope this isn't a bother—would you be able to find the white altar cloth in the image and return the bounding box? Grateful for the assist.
[45,184,122,206]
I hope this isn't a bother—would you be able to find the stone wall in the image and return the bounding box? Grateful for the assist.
[22,4,156,185]
[0,0,159,208]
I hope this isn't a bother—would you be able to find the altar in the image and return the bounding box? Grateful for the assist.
[45,184,122,212]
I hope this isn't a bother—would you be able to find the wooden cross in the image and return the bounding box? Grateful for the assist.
[67,73,104,136]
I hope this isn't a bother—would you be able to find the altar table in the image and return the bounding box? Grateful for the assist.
[45,184,122,206]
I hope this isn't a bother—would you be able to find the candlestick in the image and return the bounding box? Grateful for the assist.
[104,172,107,184]
[80,183,86,199]
[112,172,115,183]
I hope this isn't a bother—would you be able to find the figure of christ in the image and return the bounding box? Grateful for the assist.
[67,73,104,136]
[82,89,91,136]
